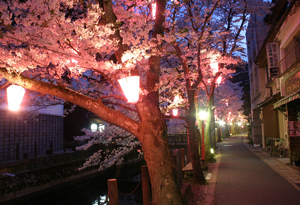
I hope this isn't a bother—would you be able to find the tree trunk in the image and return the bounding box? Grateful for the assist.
[142,130,184,204]
[204,115,211,158]
[225,123,230,138]
[194,101,205,158]
[137,98,184,204]
[209,95,216,149]
[186,90,206,184]
[217,125,222,142]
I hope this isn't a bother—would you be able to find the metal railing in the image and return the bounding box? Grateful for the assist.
[167,134,187,145]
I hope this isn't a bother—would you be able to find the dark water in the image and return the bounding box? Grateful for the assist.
[2,172,143,205]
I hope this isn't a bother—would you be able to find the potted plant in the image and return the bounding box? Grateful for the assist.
[291,150,300,166]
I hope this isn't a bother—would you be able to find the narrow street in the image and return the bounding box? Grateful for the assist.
[214,135,300,205]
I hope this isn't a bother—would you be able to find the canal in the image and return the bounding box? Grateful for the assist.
[1,159,145,205]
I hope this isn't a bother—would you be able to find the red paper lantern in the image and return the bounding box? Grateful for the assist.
[211,62,218,74]
[7,85,25,111]
[118,76,140,103]
[172,108,178,116]
[152,3,156,19]
[217,76,222,85]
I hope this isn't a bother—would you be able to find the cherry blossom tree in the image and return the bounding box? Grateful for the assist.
[0,0,185,204]
[161,0,272,177]
[0,0,272,203]
[214,75,245,139]
[157,0,251,183]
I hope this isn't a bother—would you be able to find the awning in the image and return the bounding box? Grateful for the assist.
[257,93,280,108]
[273,91,300,109]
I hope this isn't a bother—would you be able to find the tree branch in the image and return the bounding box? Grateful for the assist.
[99,94,127,102]
[199,0,220,41]
[201,79,209,96]
[209,71,222,97]
[173,44,191,90]
[0,67,140,137]
[229,0,247,55]
[192,43,203,89]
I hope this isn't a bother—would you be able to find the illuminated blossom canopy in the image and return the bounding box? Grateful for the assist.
[0,0,271,204]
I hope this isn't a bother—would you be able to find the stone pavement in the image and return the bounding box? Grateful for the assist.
[202,134,300,205]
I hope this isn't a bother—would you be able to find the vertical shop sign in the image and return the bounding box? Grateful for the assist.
[266,42,279,77]
[289,121,300,137]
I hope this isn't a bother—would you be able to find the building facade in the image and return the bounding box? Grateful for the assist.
[246,0,300,161]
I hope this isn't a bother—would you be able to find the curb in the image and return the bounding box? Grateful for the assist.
[203,147,221,205]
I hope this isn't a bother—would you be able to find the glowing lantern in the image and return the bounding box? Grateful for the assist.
[210,62,218,74]
[152,3,156,19]
[7,85,25,111]
[174,95,180,103]
[118,76,140,103]
[211,61,222,85]
[172,108,178,116]
[172,95,181,116]
[217,76,222,85]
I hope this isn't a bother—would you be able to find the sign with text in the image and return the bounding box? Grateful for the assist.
[286,70,300,95]
[266,42,279,77]
[289,121,300,137]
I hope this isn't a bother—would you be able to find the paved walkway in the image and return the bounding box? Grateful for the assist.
[203,134,300,205]
[243,136,300,191]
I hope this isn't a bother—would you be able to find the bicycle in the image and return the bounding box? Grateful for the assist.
[265,137,273,154]
[269,138,286,158]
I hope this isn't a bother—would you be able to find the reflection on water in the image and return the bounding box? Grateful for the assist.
[91,180,143,205]
[1,163,144,205]
[92,195,108,205]
[92,193,143,205]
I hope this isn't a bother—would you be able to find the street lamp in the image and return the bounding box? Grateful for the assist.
[198,108,208,164]
[210,61,222,85]
[7,84,25,111]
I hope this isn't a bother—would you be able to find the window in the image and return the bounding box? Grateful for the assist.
[91,123,97,132]
[283,32,300,72]
[99,124,105,132]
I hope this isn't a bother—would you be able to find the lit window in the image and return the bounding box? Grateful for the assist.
[91,123,97,132]
[99,124,105,132]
